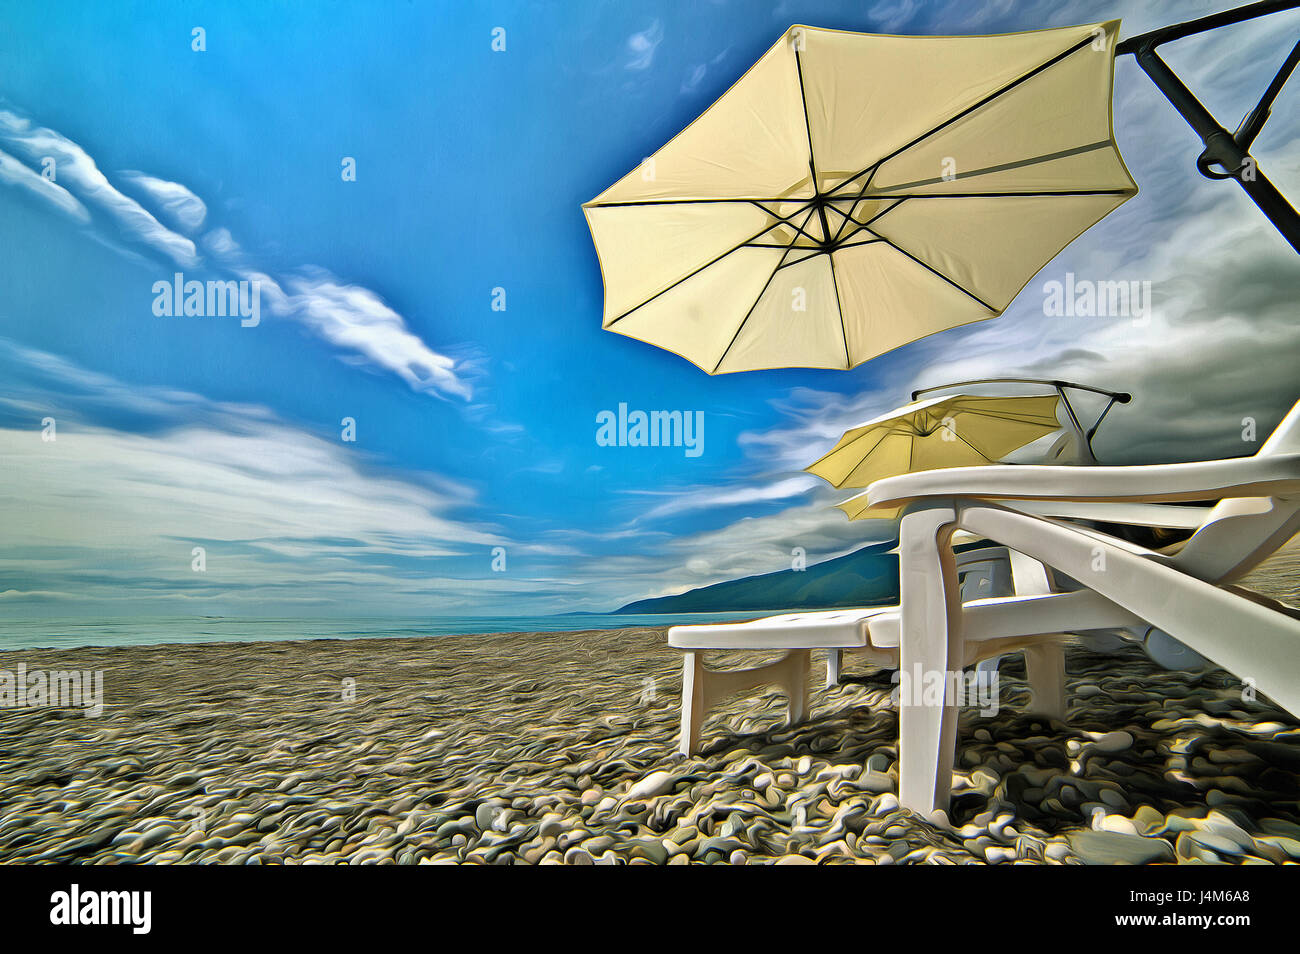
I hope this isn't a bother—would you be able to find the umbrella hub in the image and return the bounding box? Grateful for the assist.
[797,191,859,253]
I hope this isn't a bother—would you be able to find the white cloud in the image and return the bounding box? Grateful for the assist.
[202,227,240,256]
[632,474,820,521]
[681,63,707,93]
[0,109,199,266]
[245,268,472,400]
[0,342,504,613]
[868,0,920,32]
[0,147,90,223]
[120,171,207,231]
[626,20,664,71]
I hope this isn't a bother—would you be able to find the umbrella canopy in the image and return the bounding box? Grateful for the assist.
[834,494,905,523]
[584,21,1137,373]
[806,392,1063,489]
[829,498,1003,537]
[832,498,988,540]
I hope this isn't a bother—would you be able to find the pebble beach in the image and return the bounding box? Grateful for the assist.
[2,571,1299,865]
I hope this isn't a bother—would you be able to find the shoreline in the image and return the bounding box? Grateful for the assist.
[1,624,1297,864]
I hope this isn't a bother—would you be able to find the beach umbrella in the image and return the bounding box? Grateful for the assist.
[806,392,1064,491]
[583,21,1136,373]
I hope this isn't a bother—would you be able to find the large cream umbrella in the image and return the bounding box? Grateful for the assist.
[583,21,1137,373]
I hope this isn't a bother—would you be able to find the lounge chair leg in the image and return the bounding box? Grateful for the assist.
[1004,550,1069,721]
[1023,643,1067,721]
[898,504,961,815]
[774,649,809,725]
[680,651,706,756]
[826,648,842,688]
[678,648,816,751]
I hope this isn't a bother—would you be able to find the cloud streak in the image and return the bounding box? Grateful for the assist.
[0,109,199,266]
[0,146,90,223]
[120,171,208,231]
[0,107,473,401]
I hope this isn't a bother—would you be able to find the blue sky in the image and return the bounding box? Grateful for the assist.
[1,0,1298,616]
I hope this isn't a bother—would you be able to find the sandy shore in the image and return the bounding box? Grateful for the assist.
[1,607,1298,864]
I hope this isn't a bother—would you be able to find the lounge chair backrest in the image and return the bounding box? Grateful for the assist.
[1259,398,1300,456]
[1174,398,1300,583]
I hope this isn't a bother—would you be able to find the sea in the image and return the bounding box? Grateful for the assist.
[0,613,765,652]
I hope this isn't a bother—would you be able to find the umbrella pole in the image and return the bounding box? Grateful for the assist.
[1117,0,1300,254]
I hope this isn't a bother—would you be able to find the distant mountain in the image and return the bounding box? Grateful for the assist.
[615,542,899,614]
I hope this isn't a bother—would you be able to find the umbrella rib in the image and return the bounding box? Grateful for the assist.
[831,188,897,244]
[834,237,886,251]
[830,167,881,243]
[775,248,826,269]
[827,251,850,369]
[605,204,820,327]
[864,188,1132,199]
[865,140,1119,193]
[589,196,811,207]
[710,206,819,373]
[949,428,996,460]
[792,45,833,245]
[752,201,825,246]
[823,32,1100,199]
[832,200,904,245]
[871,233,998,312]
[794,47,823,201]
[831,199,862,245]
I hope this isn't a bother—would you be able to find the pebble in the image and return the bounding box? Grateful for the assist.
[1068,830,1175,865]
[1096,815,1139,836]
[1093,731,1134,753]
[626,771,675,801]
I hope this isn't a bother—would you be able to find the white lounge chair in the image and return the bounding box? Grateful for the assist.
[668,545,1072,755]
[667,503,1211,756]
[866,398,1300,813]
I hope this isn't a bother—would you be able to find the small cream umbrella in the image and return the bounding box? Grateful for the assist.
[584,21,1136,373]
[806,392,1064,490]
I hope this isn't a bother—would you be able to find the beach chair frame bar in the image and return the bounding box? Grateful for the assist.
[911,377,1132,464]
[1116,0,1300,253]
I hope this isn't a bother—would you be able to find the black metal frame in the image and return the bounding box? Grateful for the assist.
[910,377,1132,463]
[1116,0,1300,253]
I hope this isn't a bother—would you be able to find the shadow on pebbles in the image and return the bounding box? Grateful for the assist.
[0,627,1297,864]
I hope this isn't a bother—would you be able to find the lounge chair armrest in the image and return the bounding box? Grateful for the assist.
[867,453,1300,508]
[1001,500,1213,529]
